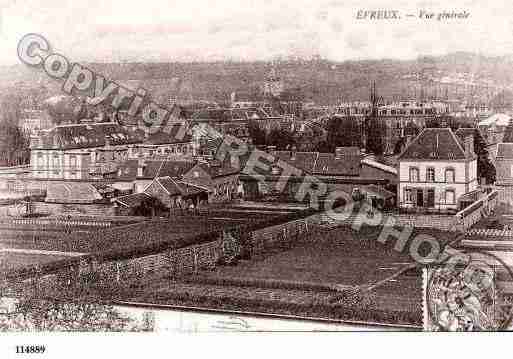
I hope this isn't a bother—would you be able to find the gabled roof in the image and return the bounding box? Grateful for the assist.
[398,128,468,161]
[116,159,197,180]
[312,152,360,176]
[150,176,208,197]
[273,151,317,174]
[145,124,193,145]
[196,161,240,178]
[36,122,143,150]
[113,192,151,208]
[496,143,513,159]
[272,148,361,176]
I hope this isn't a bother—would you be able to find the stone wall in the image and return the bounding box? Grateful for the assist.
[249,218,311,256]
[32,201,116,217]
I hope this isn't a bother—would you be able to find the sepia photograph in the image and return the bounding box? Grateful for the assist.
[0,0,512,356]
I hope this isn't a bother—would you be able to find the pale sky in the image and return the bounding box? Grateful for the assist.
[1,0,512,65]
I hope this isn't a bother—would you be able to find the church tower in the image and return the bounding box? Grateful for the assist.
[262,67,284,98]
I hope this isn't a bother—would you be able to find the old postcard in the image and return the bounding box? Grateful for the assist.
[0,0,512,356]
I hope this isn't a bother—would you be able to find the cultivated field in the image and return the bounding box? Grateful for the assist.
[132,225,455,326]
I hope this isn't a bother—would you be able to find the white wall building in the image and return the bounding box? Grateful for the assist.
[397,128,478,211]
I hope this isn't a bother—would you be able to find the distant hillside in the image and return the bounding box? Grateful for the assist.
[2,52,513,105]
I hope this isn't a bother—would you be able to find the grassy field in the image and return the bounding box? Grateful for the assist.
[132,225,443,326]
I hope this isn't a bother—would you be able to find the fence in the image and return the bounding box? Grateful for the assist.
[0,217,112,230]
[455,190,499,232]
[249,218,312,256]
[315,190,500,233]
[466,228,513,238]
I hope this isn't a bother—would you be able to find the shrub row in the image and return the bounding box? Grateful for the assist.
[146,290,421,326]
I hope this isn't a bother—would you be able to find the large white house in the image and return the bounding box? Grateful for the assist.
[30,122,143,180]
[397,128,478,211]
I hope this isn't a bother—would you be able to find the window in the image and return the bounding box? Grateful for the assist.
[510,164,513,179]
[409,167,419,182]
[445,168,455,183]
[445,190,455,204]
[404,188,413,203]
[52,155,60,168]
[69,155,77,168]
[426,167,435,182]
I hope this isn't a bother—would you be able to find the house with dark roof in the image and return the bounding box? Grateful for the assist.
[182,160,240,203]
[144,176,208,208]
[397,128,478,211]
[30,122,144,181]
[112,175,208,216]
[129,123,196,160]
[238,147,397,203]
[115,159,196,193]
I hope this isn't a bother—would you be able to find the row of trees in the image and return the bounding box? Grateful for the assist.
[0,93,30,166]
[247,121,297,150]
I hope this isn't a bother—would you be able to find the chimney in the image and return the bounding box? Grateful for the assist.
[29,135,40,149]
[335,147,345,160]
[137,159,146,178]
[464,135,474,158]
[290,145,297,160]
[406,134,413,145]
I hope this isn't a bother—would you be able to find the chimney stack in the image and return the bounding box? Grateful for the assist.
[335,147,345,160]
[290,145,297,160]
[464,135,474,158]
[406,134,413,145]
[137,159,146,178]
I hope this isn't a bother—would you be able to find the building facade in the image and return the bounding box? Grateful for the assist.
[398,128,478,211]
[30,122,143,180]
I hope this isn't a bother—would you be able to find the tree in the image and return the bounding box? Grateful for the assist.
[43,95,86,125]
[0,124,30,166]
[267,127,296,150]
[247,120,267,147]
[366,117,385,155]
[323,116,362,152]
[0,269,154,332]
[0,94,30,166]
[473,131,496,184]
